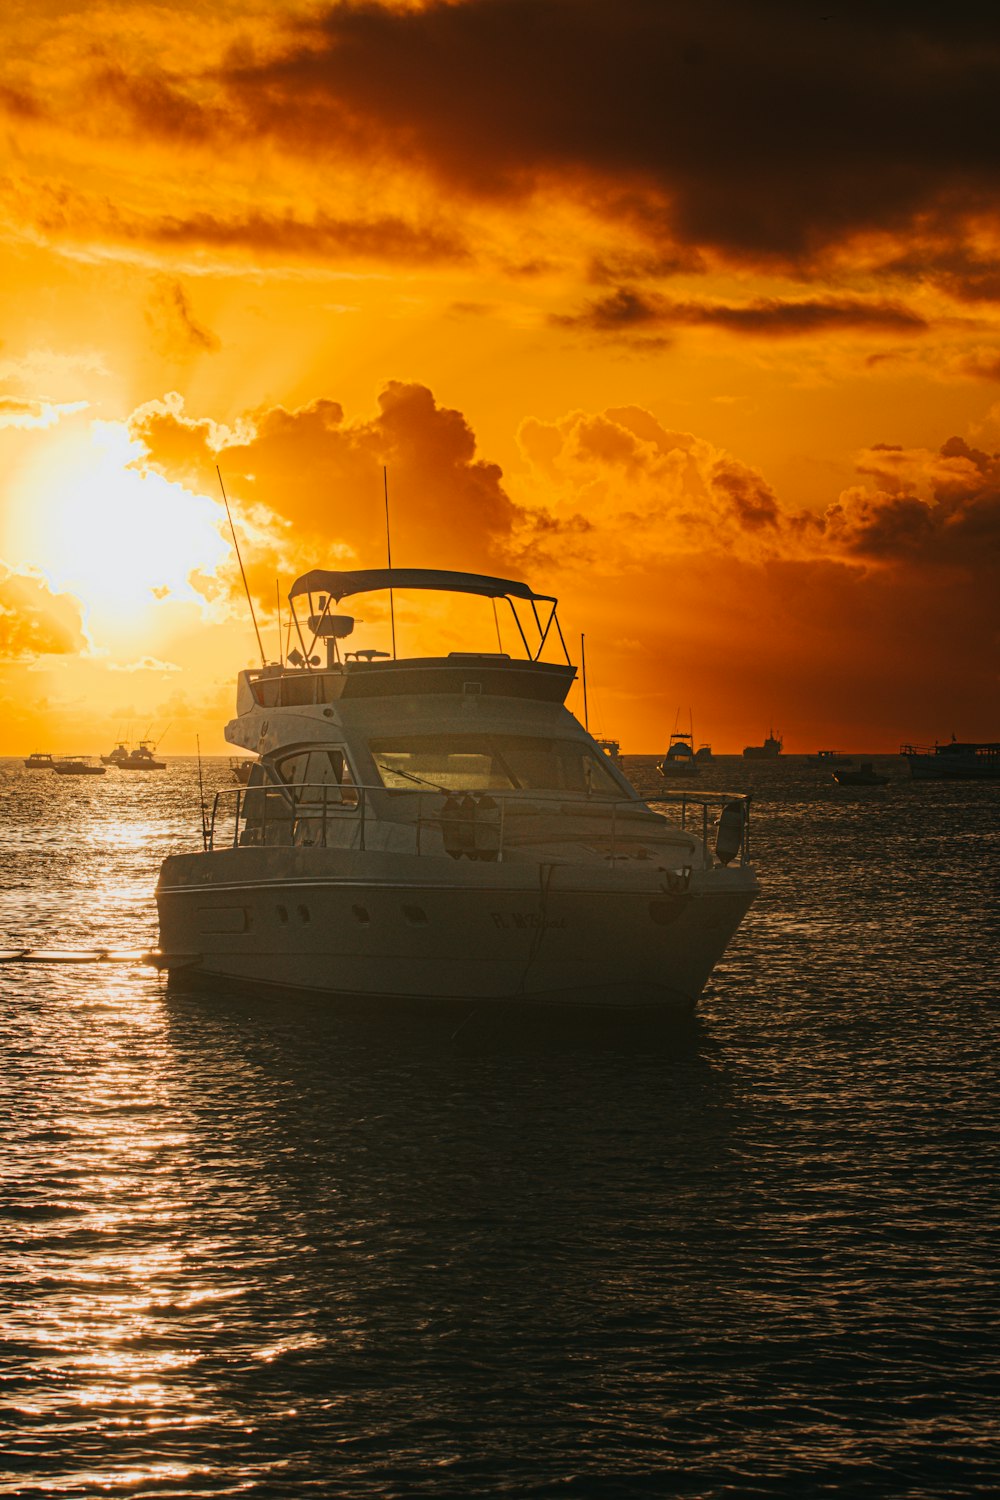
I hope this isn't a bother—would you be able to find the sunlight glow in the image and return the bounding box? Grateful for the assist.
[8,420,228,643]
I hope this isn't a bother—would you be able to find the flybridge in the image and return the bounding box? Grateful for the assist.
[286,567,571,670]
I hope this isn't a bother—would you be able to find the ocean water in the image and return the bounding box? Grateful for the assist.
[1,755,998,1498]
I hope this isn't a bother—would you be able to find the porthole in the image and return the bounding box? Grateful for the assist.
[276,905,289,924]
[297,904,311,924]
[403,904,428,925]
[352,905,371,924]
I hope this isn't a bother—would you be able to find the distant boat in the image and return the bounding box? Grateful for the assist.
[743,729,783,759]
[659,711,699,777]
[23,752,56,770]
[119,740,166,771]
[833,761,889,787]
[809,749,853,767]
[53,756,107,776]
[900,738,1000,780]
[101,741,131,767]
[594,737,622,765]
[695,743,714,763]
[230,757,256,784]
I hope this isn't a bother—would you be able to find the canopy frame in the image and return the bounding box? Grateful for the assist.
[286,567,568,667]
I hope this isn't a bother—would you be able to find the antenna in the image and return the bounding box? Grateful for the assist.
[196,734,208,851]
[580,632,589,730]
[217,465,266,668]
[383,465,397,660]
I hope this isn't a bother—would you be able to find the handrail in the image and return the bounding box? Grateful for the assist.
[205,781,753,867]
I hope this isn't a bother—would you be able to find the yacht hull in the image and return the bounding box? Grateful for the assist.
[157,849,756,1012]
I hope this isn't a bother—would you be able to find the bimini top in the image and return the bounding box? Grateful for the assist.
[289,568,553,604]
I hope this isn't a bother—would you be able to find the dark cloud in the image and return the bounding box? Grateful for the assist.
[18,177,469,268]
[146,207,469,266]
[823,436,1000,572]
[188,0,1000,265]
[0,567,87,659]
[554,288,929,339]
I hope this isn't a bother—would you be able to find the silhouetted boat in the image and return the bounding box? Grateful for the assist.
[101,741,131,766]
[594,737,621,765]
[743,730,783,759]
[900,738,1000,780]
[230,758,255,784]
[23,752,55,770]
[809,749,853,767]
[53,756,107,776]
[119,740,166,770]
[833,762,889,787]
[659,712,699,777]
[695,743,714,763]
[157,567,758,1012]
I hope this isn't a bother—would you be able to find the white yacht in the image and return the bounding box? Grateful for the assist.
[156,569,758,1011]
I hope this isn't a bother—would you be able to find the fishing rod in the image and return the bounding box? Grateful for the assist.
[196,734,209,851]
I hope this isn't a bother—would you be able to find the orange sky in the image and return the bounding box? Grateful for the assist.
[1,0,997,754]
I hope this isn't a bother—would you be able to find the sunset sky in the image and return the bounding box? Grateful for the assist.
[1,0,998,754]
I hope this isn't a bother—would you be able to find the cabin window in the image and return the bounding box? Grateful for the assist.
[371,734,621,796]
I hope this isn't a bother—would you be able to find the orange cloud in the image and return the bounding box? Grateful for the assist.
[130,382,530,599]
[0,566,87,659]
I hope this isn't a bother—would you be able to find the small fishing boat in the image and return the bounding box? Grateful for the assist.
[119,740,166,770]
[230,757,255,785]
[594,737,622,765]
[101,741,131,766]
[809,749,853,767]
[659,712,699,777]
[53,756,107,776]
[833,762,889,787]
[695,744,714,763]
[23,752,56,770]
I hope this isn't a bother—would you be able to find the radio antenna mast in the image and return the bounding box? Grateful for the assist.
[216,465,265,667]
[383,465,397,659]
[580,632,589,730]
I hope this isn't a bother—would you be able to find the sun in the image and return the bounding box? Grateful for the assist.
[7,418,228,644]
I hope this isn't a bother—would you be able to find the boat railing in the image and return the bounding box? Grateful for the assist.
[205,782,753,868]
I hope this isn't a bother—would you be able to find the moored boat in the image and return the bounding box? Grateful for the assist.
[743,730,783,759]
[101,741,131,766]
[809,749,853,767]
[156,568,758,1012]
[659,712,699,777]
[900,738,1000,780]
[119,740,166,770]
[695,744,714,763]
[833,761,889,787]
[23,752,56,770]
[53,756,107,776]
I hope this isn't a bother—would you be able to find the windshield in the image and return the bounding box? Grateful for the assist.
[372,734,623,795]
